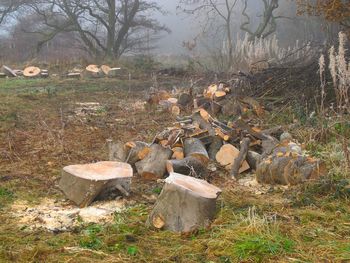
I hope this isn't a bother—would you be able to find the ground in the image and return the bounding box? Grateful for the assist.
[0,77,349,263]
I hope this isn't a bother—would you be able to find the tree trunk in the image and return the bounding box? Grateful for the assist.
[184,138,209,164]
[147,173,222,232]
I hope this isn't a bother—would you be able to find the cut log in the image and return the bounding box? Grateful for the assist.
[171,105,181,116]
[256,145,326,185]
[125,141,150,165]
[246,151,262,170]
[215,128,230,141]
[214,91,226,101]
[67,72,81,79]
[172,147,184,160]
[166,157,208,178]
[2,65,17,77]
[192,111,215,136]
[220,98,242,117]
[231,138,251,178]
[215,144,250,173]
[147,172,222,232]
[208,136,223,160]
[135,144,172,180]
[184,138,209,164]
[59,161,133,207]
[107,140,130,162]
[13,70,23,76]
[107,67,121,78]
[100,65,111,76]
[178,93,192,107]
[23,66,41,78]
[0,73,6,78]
[85,64,101,78]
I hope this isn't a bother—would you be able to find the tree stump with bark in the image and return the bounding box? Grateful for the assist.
[59,161,133,207]
[147,172,222,232]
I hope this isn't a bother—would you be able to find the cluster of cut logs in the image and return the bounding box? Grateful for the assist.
[147,82,265,119]
[0,65,48,78]
[68,64,121,79]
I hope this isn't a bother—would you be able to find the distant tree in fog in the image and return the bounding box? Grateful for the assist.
[0,0,169,60]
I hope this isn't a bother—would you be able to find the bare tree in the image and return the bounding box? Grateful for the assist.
[8,0,169,60]
[0,0,26,25]
[240,0,283,41]
[179,0,238,69]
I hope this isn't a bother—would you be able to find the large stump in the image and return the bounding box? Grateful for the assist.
[23,66,41,78]
[147,173,222,232]
[85,64,102,78]
[59,161,133,207]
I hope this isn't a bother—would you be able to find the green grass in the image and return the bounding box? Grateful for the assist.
[232,233,294,262]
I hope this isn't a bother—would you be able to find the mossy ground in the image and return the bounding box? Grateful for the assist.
[0,78,349,263]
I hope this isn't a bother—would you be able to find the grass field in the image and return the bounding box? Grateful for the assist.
[0,78,349,263]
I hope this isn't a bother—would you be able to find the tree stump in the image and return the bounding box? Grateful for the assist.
[23,66,41,78]
[100,65,111,76]
[135,144,172,180]
[147,172,222,232]
[85,64,102,78]
[59,161,133,207]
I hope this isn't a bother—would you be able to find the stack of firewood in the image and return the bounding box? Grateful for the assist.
[110,83,326,185]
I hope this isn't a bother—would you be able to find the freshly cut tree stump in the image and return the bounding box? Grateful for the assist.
[23,66,41,78]
[100,65,111,76]
[184,138,209,164]
[216,144,250,173]
[166,157,208,178]
[135,144,172,180]
[59,161,133,207]
[147,172,222,232]
[107,67,121,78]
[2,65,17,77]
[85,64,101,78]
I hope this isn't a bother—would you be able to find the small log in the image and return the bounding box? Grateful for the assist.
[192,111,215,136]
[178,93,192,107]
[184,138,209,164]
[2,65,17,77]
[135,144,172,180]
[125,141,150,165]
[213,91,226,101]
[147,172,222,232]
[166,157,208,178]
[59,161,133,207]
[107,67,121,78]
[215,128,230,141]
[107,140,130,162]
[231,138,251,178]
[23,66,41,78]
[216,144,250,173]
[246,151,262,170]
[208,136,223,160]
[67,72,81,79]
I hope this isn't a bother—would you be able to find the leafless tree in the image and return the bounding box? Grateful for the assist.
[1,0,169,60]
[240,0,283,41]
[179,0,239,69]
